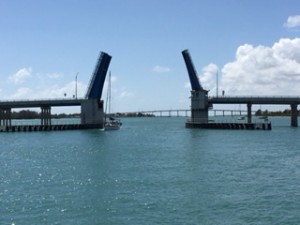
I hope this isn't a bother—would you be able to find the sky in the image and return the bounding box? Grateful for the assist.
[1,0,300,113]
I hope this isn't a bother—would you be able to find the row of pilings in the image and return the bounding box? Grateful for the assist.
[186,122,272,130]
[0,124,103,132]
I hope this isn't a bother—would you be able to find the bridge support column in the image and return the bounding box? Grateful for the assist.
[81,99,104,127]
[0,108,12,127]
[291,104,298,127]
[41,106,51,126]
[190,90,208,123]
[247,103,252,124]
[0,108,3,126]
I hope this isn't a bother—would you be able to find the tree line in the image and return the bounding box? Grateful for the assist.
[255,109,299,117]
[11,110,80,119]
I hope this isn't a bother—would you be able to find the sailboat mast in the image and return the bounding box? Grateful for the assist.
[109,71,111,115]
[216,70,219,97]
[104,71,110,118]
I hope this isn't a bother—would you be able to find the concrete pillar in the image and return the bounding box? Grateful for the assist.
[190,90,209,123]
[247,103,252,124]
[0,108,3,126]
[81,99,104,127]
[291,104,298,127]
[41,106,51,126]
[1,108,12,126]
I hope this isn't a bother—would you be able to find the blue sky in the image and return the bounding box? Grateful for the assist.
[1,0,300,113]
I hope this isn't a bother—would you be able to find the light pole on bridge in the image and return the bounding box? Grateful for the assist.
[75,72,79,99]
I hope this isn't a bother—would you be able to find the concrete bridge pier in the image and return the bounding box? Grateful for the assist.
[190,90,209,123]
[0,108,12,126]
[41,106,51,126]
[291,104,298,127]
[81,99,104,127]
[247,103,252,124]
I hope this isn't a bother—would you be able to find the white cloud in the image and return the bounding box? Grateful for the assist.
[200,63,218,91]
[284,15,300,28]
[9,67,32,84]
[8,81,87,100]
[184,63,218,92]
[10,87,33,99]
[152,65,171,73]
[38,81,87,99]
[220,38,300,96]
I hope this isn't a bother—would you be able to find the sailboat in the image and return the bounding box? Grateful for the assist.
[104,71,122,131]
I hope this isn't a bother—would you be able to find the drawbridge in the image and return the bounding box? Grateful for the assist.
[182,49,300,128]
[85,52,111,100]
[0,51,112,131]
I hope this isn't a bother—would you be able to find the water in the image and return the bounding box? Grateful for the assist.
[1,117,300,224]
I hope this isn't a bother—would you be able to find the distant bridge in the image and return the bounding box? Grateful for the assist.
[121,108,252,117]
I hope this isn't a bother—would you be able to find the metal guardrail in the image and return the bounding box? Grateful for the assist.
[208,96,300,105]
[209,95,300,98]
[0,98,86,108]
[0,98,85,102]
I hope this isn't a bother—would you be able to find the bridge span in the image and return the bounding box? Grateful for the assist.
[209,96,300,105]
[0,99,84,108]
[122,109,251,117]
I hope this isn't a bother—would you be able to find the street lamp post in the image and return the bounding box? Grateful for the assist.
[75,72,78,99]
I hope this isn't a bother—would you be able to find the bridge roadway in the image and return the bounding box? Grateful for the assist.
[209,96,300,105]
[0,98,85,108]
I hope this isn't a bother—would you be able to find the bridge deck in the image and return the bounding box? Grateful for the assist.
[209,96,300,105]
[0,99,85,108]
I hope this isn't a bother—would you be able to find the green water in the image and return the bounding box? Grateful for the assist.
[1,117,300,224]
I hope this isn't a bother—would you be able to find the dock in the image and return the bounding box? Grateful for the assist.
[0,124,103,132]
[185,121,272,130]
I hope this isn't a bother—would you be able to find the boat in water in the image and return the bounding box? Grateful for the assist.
[104,71,122,131]
[105,117,122,130]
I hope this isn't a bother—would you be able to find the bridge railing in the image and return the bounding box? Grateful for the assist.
[0,97,85,103]
[209,95,300,99]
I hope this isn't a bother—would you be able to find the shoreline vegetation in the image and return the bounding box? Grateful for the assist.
[254,109,299,117]
[10,110,155,119]
[10,109,300,120]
